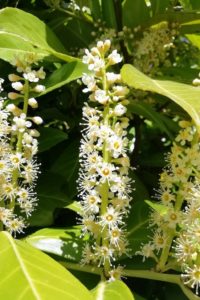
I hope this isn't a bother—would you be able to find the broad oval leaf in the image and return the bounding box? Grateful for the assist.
[26,227,84,262]
[0,231,92,300]
[39,61,88,96]
[128,102,173,139]
[38,127,68,152]
[121,64,200,132]
[127,201,150,253]
[0,7,75,63]
[92,280,134,300]
[30,172,70,227]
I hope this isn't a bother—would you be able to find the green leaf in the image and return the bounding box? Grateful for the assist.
[0,231,92,300]
[128,102,173,139]
[127,201,150,253]
[40,61,88,96]
[29,172,70,226]
[190,0,200,9]
[145,200,169,216]
[0,33,48,63]
[26,227,84,262]
[51,140,79,199]
[91,0,102,19]
[92,280,134,300]
[102,0,117,28]
[150,0,171,15]
[38,127,68,152]
[0,7,75,63]
[186,33,200,48]
[121,64,200,132]
[122,0,150,27]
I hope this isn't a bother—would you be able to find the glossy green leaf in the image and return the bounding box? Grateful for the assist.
[122,0,150,27]
[0,33,48,62]
[30,172,70,226]
[0,7,75,63]
[127,201,150,253]
[102,0,117,28]
[128,102,173,139]
[150,0,171,15]
[40,61,88,96]
[38,127,68,152]
[91,0,102,19]
[186,33,200,48]
[26,227,84,262]
[121,64,200,132]
[92,280,134,300]
[51,139,79,199]
[0,231,92,300]
[190,0,200,9]
[145,200,169,216]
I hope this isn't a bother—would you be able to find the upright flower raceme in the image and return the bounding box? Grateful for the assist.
[0,55,45,236]
[137,120,200,294]
[78,40,132,279]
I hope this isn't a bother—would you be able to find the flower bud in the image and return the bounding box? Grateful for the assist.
[32,116,43,125]
[8,74,22,82]
[8,92,21,100]
[28,98,38,108]
[11,82,24,91]
[34,85,45,93]
[29,129,40,137]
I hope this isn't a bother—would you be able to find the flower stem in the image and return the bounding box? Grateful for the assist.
[61,262,200,300]
[10,80,29,211]
[16,80,29,153]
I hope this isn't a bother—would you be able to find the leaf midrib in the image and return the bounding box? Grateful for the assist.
[4,232,41,300]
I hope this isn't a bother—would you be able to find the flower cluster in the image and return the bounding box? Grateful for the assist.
[137,121,200,284]
[78,40,132,279]
[0,55,44,236]
[133,22,178,74]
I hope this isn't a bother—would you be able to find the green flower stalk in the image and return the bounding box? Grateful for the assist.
[0,55,45,236]
[78,40,132,280]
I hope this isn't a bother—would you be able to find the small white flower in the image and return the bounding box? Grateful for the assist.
[106,72,121,84]
[114,104,127,116]
[11,82,24,91]
[28,98,38,108]
[182,265,200,295]
[108,50,122,65]
[23,70,39,82]
[113,85,129,96]
[94,89,109,104]
[12,114,32,133]
[99,206,123,230]
[89,57,105,72]
[82,74,96,93]
[32,116,43,125]
[34,85,45,93]
[10,152,25,168]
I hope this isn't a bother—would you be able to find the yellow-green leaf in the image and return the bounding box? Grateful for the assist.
[121,64,200,131]
[26,227,84,262]
[0,231,92,300]
[92,280,134,300]
[0,7,76,63]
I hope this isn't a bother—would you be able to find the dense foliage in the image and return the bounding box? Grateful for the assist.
[1,0,200,299]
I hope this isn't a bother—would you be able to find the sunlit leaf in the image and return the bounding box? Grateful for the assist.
[0,231,92,300]
[92,280,134,300]
[26,227,84,262]
[40,61,88,96]
[121,64,200,132]
[145,200,169,216]
[0,7,75,63]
